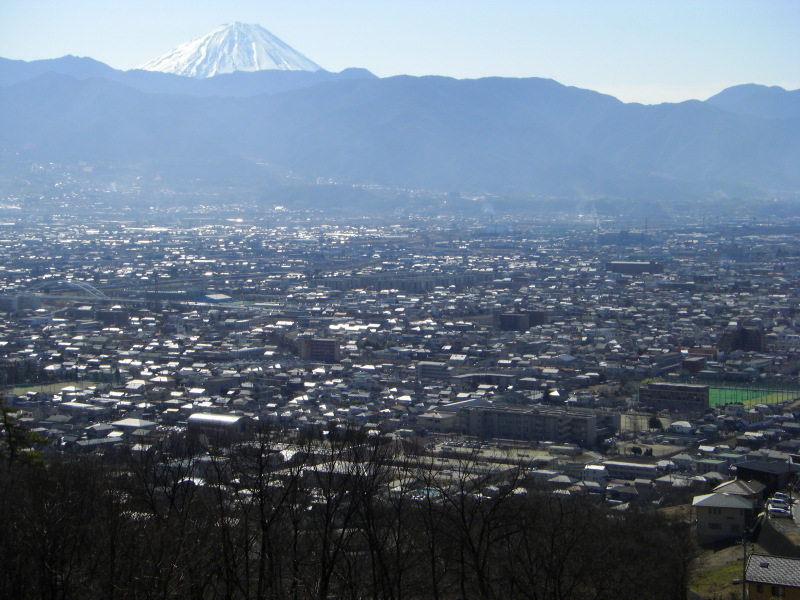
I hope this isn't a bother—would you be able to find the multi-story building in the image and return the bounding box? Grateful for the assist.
[499,312,530,331]
[639,382,709,414]
[721,324,766,352]
[299,337,341,363]
[606,261,663,275]
[187,413,253,443]
[417,361,450,380]
[602,460,659,481]
[458,405,597,446]
[692,492,754,545]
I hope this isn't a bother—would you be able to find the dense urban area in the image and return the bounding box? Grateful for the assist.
[2,197,800,599]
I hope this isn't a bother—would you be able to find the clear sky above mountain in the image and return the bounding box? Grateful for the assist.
[0,0,797,104]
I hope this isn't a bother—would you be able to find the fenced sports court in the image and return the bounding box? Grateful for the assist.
[707,386,798,408]
[671,377,800,408]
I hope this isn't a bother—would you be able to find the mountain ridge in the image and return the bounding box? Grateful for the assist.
[0,55,375,97]
[705,83,800,120]
[1,55,798,202]
[2,68,797,200]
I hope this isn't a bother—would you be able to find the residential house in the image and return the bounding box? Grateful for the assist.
[692,492,754,545]
[712,479,767,504]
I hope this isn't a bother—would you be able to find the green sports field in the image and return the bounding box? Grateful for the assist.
[708,387,799,408]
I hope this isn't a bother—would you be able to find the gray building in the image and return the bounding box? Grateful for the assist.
[639,382,709,414]
[459,405,597,446]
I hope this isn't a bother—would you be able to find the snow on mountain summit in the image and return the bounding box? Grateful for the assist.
[137,22,322,78]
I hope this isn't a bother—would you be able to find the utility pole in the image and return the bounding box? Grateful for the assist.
[740,527,751,600]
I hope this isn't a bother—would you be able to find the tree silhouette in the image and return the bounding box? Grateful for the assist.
[0,425,699,599]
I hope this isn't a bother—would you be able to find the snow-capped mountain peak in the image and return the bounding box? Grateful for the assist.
[137,22,322,78]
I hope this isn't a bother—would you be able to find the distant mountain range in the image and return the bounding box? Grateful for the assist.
[1,46,798,206]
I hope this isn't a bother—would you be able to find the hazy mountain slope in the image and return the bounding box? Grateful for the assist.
[0,56,117,86]
[230,76,800,196]
[586,99,800,192]
[705,84,800,120]
[1,72,798,198]
[0,73,272,185]
[232,76,626,194]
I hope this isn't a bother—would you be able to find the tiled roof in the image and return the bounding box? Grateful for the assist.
[746,554,800,587]
[713,479,766,496]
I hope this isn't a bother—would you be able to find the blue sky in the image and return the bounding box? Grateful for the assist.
[1,0,798,104]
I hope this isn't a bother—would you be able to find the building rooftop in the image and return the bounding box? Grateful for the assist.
[746,554,800,588]
[692,492,753,510]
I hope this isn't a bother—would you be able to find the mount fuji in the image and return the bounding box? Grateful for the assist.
[138,22,323,78]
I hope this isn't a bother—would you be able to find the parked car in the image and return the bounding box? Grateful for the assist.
[767,507,792,519]
[769,499,791,511]
[773,492,794,504]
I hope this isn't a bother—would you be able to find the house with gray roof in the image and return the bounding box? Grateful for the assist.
[692,492,755,545]
[712,478,767,503]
